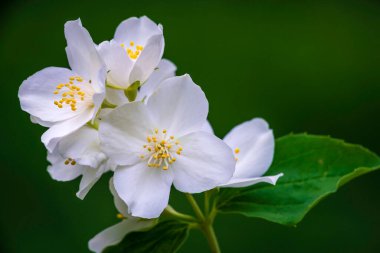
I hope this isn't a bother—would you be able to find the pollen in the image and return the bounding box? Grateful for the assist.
[52,76,86,111]
[116,213,125,219]
[120,40,144,60]
[234,147,240,161]
[64,158,76,166]
[140,128,183,171]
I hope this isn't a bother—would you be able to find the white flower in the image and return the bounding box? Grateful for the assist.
[220,118,283,188]
[88,179,155,253]
[98,16,164,89]
[48,126,114,199]
[18,19,106,152]
[99,75,235,218]
[105,59,176,106]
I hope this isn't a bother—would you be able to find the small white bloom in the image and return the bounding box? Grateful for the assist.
[98,16,164,89]
[48,126,114,199]
[88,179,155,253]
[99,75,235,218]
[18,19,106,151]
[105,59,176,106]
[219,118,283,188]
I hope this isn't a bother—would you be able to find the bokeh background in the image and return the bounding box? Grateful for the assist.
[1,0,380,252]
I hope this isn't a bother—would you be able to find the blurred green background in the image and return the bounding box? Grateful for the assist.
[1,0,380,252]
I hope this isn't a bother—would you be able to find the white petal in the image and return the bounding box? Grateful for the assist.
[201,120,214,134]
[76,167,101,200]
[172,131,235,193]
[99,102,155,165]
[114,16,163,46]
[19,67,84,123]
[105,88,128,106]
[30,116,54,127]
[146,75,208,137]
[97,40,133,88]
[42,108,94,152]
[224,118,275,178]
[129,34,164,84]
[64,19,104,82]
[47,152,85,181]
[114,163,174,219]
[136,59,176,101]
[220,173,283,188]
[88,218,155,253]
[58,126,105,168]
[109,178,129,216]
[91,69,107,121]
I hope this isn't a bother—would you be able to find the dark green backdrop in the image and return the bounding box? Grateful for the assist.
[1,0,380,252]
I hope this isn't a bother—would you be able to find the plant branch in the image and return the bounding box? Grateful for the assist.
[185,193,205,222]
[185,193,221,253]
[163,205,197,223]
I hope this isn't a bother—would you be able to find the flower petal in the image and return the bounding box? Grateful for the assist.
[136,59,176,101]
[19,67,84,123]
[76,167,101,200]
[172,131,235,193]
[88,218,155,253]
[146,75,208,137]
[42,108,94,152]
[97,40,133,88]
[109,178,129,216]
[129,34,164,84]
[114,16,163,46]
[105,88,129,106]
[64,19,104,82]
[30,115,54,127]
[201,120,214,134]
[47,152,85,181]
[57,126,105,168]
[224,118,275,178]
[114,162,174,218]
[220,173,283,188]
[99,102,155,165]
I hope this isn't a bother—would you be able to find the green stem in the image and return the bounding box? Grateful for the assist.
[101,99,117,109]
[204,191,211,216]
[185,193,221,253]
[106,82,125,90]
[202,222,221,253]
[185,193,205,222]
[163,205,197,223]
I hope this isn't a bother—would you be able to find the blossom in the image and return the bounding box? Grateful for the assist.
[220,118,283,188]
[18,19,106,152]
[88,179,155,253]
[105,59,176,106]
[48,126,114,199]
[98,16,164,90]
[99,75,235,218]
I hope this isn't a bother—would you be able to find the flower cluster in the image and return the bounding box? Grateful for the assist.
[18,17,283,252]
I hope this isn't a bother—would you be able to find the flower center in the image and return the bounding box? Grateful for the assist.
[120,41,144,60]
[140,129,183,170]
[53,76,88,111]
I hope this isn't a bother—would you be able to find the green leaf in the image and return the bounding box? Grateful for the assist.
[103,220,190,253]
[217,134,380,226]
